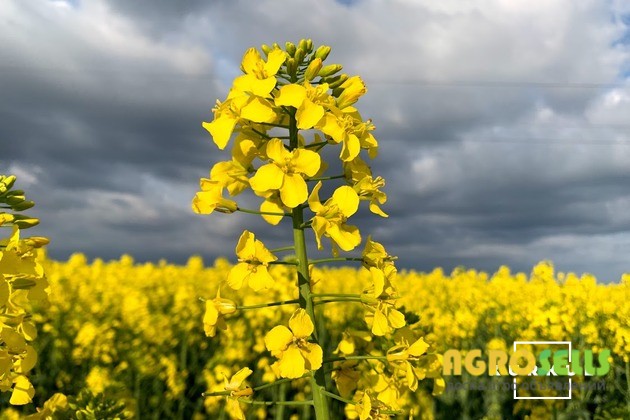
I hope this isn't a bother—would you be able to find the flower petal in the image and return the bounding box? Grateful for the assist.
[264,48,287,76]
[332,186,360,217]
[247,267,274,291]
[292,149,321,177]
[227,263,250,290]
[203,116,237,150]
[250,164,284,192]
[264,326,294,353]
[289,308,314,338]
[266,138,291,163]
[301,342,323,371]
[296,99,325,129]
[275,84,306,108]
[241,97,276,123]
[280,173,308,208]
[278,346,306,379]
[260,198,284,225]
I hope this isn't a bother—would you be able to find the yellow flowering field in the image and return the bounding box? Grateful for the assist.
[0,255,626,418]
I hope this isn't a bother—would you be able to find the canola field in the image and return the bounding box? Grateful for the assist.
[1,255,627,419]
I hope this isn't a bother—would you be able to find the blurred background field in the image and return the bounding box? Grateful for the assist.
[1,254,628,419]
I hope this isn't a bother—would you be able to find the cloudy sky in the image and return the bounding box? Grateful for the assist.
[2,0,630,281]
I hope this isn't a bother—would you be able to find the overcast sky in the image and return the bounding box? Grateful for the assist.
[2,0,630,281]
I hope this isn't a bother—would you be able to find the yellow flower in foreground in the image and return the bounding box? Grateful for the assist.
[223,367,254,420]
[308,182,361,253]
[227,231,277,291]
[264,309,323,379]
[249,139,321,208]
[191,181,237,215]
[275,82,334,129]
[203,289,237,337]
[234,47,286,97]
[363,301,406,337]
[386,338,430,391]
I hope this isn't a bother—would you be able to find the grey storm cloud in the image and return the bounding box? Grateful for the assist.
[1,0,630,281]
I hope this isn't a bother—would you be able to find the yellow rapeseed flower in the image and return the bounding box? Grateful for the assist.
[264,309,323,379]
[249,139,321,208]
[227,231,277,291]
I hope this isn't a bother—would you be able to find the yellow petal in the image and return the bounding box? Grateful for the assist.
[369,202,388,218]
[387,308,406,329]
[228,367,253,390]
[292,149,321,177]
[327,224,361,252]
[203,301,219,326]
[371,309,389,336]
[301,342,323,371]
[260,199,284,225]
[9,376,34,405]
[266,138,291,163]
[340,134,361,162]
[227,263,250,290]
[250,164,284,192]
[280,173,308,208]
[235,231,256,259]
[275,84,306,108]
[247,267,274,291]
[254,240,277,264]
[264,48,286,76]
[311,216,327,250]
[241,47,262,75]
[408,338,430,357]
[241,97,276,123]
[264,326,293,353]
[296,99,324,129]
[203,116,237,150]
[332,186,360,217]
[307,181,324,214]
[289,309,314,338]
[370,267,385,297]
[278,346,305,379]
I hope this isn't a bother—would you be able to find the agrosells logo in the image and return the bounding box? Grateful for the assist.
[441,341,611,400]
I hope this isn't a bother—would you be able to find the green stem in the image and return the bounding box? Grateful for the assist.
[237,299,300,311]
[269,246,295,253]
[239,399,313,406]
[309,257,363,265]
[290,104,330,420]
[314,297,363,306]
[304,141,329,149]
[323,355,388,364]
[307,174,345,182]
[312,293,361,298]
[257,122,291,129]
[237,207,291,217]
[251,127,272,139]
[268,261,298,266]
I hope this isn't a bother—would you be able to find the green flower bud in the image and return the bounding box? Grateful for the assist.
[5,195,26,206]
[285,41,297,57]
[318,64,342,78]
[314,45,331,61]
[298,39,310,53]
[286,58,297,76]
[0,175,17,193]
[261,44,271,56]
[326,73,349,89]
[304,58,323,82]
[11,278,37,290]
[294,47,305,65]
[11,200,35,211]
[13,217,39,229]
